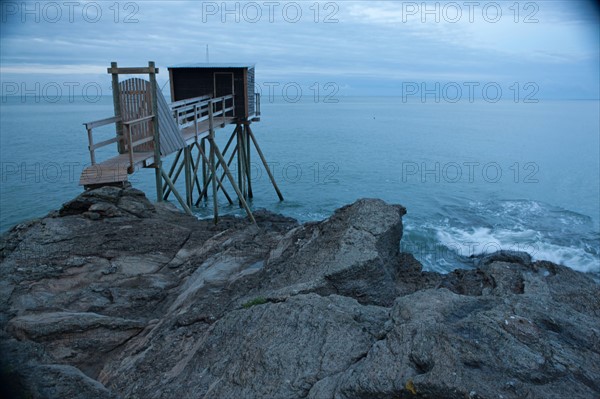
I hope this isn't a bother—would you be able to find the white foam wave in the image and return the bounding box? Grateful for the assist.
[435,226,600,273]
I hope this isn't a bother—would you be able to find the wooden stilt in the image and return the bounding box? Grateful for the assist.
[247,124,284,201]
[166,149,182,180]
[213,146,238,200]
[236,124,246,205]
[163,156,185,200]
[210,138,256,224]
[184,145,192,207]
[148,61,163,202]
[245,123,253,199]
[194,126,238,206]
[190,143,203,197]
[109,62,124,154]
[195,142,234,205]
[201,139,207,201]
[209,102,218,223]
[161,169,192,215]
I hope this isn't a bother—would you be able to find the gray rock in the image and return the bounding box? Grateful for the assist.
[474,250,532,267]
[1,187,598,399]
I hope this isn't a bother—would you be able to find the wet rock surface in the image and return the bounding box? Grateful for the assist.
[1,187,598,398]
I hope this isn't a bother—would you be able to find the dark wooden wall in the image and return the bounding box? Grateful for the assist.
[169,67,255,119]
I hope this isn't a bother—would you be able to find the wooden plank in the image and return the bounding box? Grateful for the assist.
[107,66,159,74]
[84,115,121,129]
[79,164,128,185]
[157,92,180,153]
[131,136,154,148]
[170,95,211,110]
[156,88,186,155]
[91,136,120,150]
[122,115,154,126]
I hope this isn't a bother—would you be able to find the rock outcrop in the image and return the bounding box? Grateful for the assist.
[1,187,598,399]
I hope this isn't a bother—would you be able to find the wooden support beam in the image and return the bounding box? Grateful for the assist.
[210,138,256,224]
[247,124,284,201]
[245,124,253,199]
[86,127,96,165]
[84,115,121,130]
[189,146,205,201]
[195,127,239,206]
[201,139,207,201]
[107,66,159,75]
[167,149,183,179]
[195,133,234,205]
[160,169,192,215]
[184,145,192,208]
[210,146,238,205]
[148,61,163,202]
[163,156,185,200]
[90,136,120,151]
[209,102,218,223]
[109,62,124,153]
[237,124,245,204]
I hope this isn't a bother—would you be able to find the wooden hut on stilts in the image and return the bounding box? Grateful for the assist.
[79,61,283,223]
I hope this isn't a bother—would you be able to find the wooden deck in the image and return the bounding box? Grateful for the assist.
[80,152,154,186]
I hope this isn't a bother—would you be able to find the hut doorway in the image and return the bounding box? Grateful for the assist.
[214,72,234,97]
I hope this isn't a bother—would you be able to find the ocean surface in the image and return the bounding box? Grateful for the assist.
[1,96,599,275]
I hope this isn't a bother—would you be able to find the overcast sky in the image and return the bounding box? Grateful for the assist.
[1,0,599,98]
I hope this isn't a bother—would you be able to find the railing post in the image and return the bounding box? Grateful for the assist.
[194,104,199,138]
[148,61,163,201]
[208,100,218,222]
[86,126,96,165]
[109,62,124,153]
[126,124,134,174]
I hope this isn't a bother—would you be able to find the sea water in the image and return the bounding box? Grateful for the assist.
[1,96,598,275]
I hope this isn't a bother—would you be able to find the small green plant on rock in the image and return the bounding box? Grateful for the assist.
[242,297,268,309]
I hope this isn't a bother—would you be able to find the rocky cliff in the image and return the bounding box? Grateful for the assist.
[1,186,599,398]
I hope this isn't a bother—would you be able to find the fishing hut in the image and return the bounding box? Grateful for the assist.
[79,61,283,223]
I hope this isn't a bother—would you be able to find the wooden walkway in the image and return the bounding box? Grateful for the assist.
[79,152,154,186]
[79,78,236,186]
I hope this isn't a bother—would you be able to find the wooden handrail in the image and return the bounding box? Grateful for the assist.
[91,136,121,151]
[130,136,154,148]
[122,114,154,126]
[84,115,121,129]
[170,94,212,110]
[84,115,123,165]
[171,94,235,134]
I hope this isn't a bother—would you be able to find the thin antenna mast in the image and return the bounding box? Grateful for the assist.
[206,45,209,63]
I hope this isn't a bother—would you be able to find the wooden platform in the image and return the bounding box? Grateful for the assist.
[79,152,154,186]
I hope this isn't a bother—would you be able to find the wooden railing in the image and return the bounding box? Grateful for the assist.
[84,116,122,165]
[83,94,235,171]
[255,92,261,116]
[171,94,235,136]
[121,114,156,172]
[83,113,156,172]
